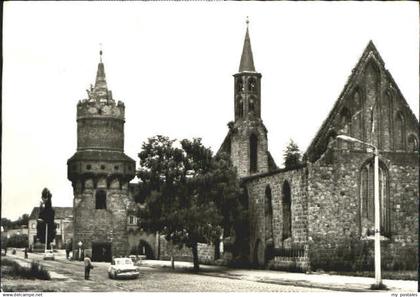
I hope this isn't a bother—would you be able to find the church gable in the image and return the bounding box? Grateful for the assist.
[306,41,419,162]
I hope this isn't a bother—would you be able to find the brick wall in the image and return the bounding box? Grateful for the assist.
[72,178,131,258]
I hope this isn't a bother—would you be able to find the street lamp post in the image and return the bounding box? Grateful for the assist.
[78,241,83,261]
[336,134,382,287]
[37,218,48,253]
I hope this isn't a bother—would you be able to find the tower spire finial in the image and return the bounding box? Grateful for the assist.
[99,43,103,63]
[246,16,249,28]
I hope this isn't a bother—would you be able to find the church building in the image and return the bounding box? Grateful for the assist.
[219,22,419,271]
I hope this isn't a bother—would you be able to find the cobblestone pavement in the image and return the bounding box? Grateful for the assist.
[2,252,327,292]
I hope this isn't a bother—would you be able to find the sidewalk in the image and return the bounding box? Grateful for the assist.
[141,259,417,292]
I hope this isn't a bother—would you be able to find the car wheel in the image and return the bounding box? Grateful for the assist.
[108,272,113,279]
[113,271,117,279]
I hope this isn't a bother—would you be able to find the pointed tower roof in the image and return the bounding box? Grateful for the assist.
[239,18,256,72]
[93,50,108,98]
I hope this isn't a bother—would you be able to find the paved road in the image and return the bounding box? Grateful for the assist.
[2,251,327,292]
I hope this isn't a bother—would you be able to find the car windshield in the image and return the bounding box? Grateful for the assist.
[115,259,132,265]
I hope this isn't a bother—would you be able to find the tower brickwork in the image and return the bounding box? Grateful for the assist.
[67,52,135,261]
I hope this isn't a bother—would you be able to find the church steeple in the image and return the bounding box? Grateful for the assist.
[228,18,269,177]
[239,18,255,72]
[234,18,261,122]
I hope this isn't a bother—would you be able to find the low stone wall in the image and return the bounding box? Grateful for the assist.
[159,238,215,264]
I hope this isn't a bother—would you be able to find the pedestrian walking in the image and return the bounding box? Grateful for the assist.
[84,253,94,280]
[24,247,28,259]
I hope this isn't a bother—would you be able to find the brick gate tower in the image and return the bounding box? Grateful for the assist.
[67,51,135,261]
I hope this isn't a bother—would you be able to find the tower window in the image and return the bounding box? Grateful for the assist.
[101,164,106,170]
[96,189,107,209]
[86,164,92,170]
[238,99,244,118]
[248,77,256,92]
[249,99,255,113]
[236,78,244,93]
[250,134,258,173]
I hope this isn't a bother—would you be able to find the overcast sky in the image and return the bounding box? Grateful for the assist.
[2,2,418,220]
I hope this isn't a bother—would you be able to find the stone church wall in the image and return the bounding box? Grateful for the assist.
[246,167,309,268]
[306,144,418,271]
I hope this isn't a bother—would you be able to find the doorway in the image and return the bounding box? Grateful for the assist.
[92,242,112,262]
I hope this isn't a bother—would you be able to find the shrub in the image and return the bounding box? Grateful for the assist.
[1,259,50,280]
[5,234,28,248]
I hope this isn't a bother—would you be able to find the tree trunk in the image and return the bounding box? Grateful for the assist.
[171,256,175,270]
[192,242,199,272]
[214,238,220,260]
[170,240,175,269]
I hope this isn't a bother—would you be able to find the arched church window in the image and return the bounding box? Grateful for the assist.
[265,185,273,239]
[250,134,258,173]
[282,181,292,240]
[96,189,107,209]
[395,111,405,150]
[339,107,352,149]
[359,160,390,236]
[352,90,364,146]
[238,99,244,118]
[408,134,418,152]
[248,77,256,92]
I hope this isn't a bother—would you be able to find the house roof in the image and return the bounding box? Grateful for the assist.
[29,207,73,220]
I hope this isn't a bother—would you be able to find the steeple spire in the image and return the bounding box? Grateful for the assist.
[239,17,255,72]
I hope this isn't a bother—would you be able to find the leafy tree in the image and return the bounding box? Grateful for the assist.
[283,140,302,169]
[1,214,30,230]
[137,136,245,272]
[1,218,13,229]
[36,188,57,249]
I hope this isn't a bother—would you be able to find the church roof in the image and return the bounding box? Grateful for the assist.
[305,40,419,162]
[239,26,256,72]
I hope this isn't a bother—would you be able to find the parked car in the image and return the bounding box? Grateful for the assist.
[43,250,55,260]
[108,257,140,279]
